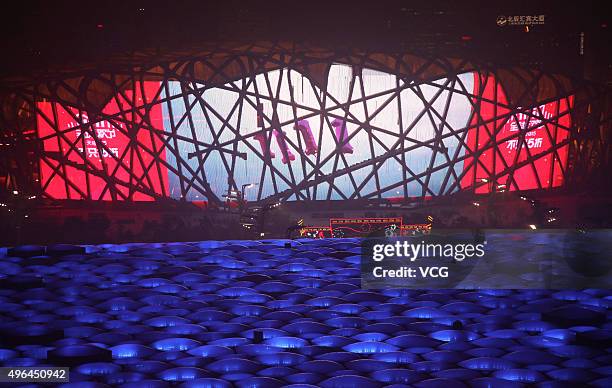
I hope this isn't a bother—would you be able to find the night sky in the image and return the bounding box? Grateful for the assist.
[0,1,609,78]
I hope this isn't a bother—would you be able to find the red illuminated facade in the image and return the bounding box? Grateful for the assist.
[1,45,608,205]
[36,82,168,200]
[461,73,572,193]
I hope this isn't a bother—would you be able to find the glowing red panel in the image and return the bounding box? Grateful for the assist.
[461,73,572,193]
[36,81,168,200]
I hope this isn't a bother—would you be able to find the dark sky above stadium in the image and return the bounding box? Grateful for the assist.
[0,1,609,77]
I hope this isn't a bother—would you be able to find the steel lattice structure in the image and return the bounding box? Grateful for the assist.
[0,43,610,205]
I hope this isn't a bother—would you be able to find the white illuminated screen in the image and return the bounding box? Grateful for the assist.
[161,65,474,201]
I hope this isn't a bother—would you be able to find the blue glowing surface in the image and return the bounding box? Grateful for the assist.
[0,238,610,386]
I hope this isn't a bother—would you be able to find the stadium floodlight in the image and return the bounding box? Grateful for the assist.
[241,183,258,201]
